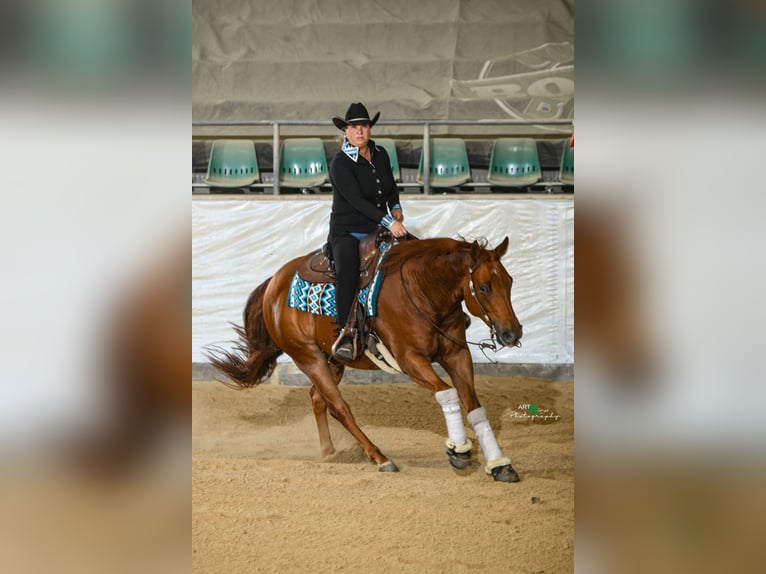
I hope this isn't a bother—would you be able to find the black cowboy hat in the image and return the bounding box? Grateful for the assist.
[332,102,380,130]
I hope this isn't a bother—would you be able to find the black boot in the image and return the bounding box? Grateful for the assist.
[332,300,361,362]
[332,334,355,362]
[331,321,358,362]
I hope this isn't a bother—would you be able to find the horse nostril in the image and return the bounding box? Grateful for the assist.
[499,325,523,347]
[501,329,516,344]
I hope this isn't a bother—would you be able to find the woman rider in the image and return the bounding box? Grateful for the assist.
[329,102,409,361]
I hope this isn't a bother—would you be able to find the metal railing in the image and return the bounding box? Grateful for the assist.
[192,119,573,195]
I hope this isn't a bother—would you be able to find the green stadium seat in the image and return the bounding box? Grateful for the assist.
[375,138,401,182]
[487,138,541,187]
[559,137,574,185]
[204,140,259,188]
[417,139,471,188]
[280,138,329,188]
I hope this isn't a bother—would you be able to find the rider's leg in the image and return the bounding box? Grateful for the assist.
[331,233,359,360]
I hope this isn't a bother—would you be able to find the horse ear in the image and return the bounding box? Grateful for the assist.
[494,236,509,258]
[470,240,483,265]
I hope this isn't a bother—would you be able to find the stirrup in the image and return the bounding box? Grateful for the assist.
[331,330,357,362]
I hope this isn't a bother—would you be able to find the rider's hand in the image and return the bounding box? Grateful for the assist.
[390,220,408,238]
[392,209,404,223]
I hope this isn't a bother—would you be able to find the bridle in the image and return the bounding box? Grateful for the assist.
[398,258,503,354]
[467,262,497,345]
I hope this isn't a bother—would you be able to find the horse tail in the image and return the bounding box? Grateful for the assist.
[205,277,283,389]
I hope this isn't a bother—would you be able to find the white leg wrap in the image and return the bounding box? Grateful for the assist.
[435,388,469,450]
[467,407,511,473]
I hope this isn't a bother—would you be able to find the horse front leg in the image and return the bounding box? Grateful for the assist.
[439,348,520,483]
[395,351,476,471]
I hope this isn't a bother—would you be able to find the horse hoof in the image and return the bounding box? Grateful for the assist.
[378,461,399,473]
[446,448,472,470]
[491,464,520,483]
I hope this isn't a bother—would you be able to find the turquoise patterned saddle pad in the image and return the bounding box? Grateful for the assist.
[286,266,385,317]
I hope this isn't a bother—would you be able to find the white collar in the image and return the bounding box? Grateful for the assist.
[341,139,358,162]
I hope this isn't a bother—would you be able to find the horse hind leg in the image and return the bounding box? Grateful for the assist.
[309,361,344,457]
[310,386,335,456]
[298,359,398,472]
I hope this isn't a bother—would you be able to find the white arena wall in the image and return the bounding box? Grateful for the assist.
[192,195,572,367]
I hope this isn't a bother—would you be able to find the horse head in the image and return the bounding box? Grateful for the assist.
[464,237,523,348]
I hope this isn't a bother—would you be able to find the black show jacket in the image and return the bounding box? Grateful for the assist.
[329,139,401,235]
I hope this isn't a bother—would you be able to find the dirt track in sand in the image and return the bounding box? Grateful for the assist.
[192,375,573,573]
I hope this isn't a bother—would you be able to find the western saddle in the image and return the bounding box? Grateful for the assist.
[296,227,394,363]
[297,227,393,288]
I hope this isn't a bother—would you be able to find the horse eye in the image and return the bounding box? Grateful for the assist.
[480,284,490,295]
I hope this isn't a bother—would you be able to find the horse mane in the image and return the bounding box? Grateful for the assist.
[383,237,461,272]
[381,237,492,305]
[382,236,490,273]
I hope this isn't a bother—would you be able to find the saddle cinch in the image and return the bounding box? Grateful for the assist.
[297,227,393,288]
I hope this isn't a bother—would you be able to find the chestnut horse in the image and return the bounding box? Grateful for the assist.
[207,236,523,482]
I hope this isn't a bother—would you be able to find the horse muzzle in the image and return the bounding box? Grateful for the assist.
[498,324,523,348]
